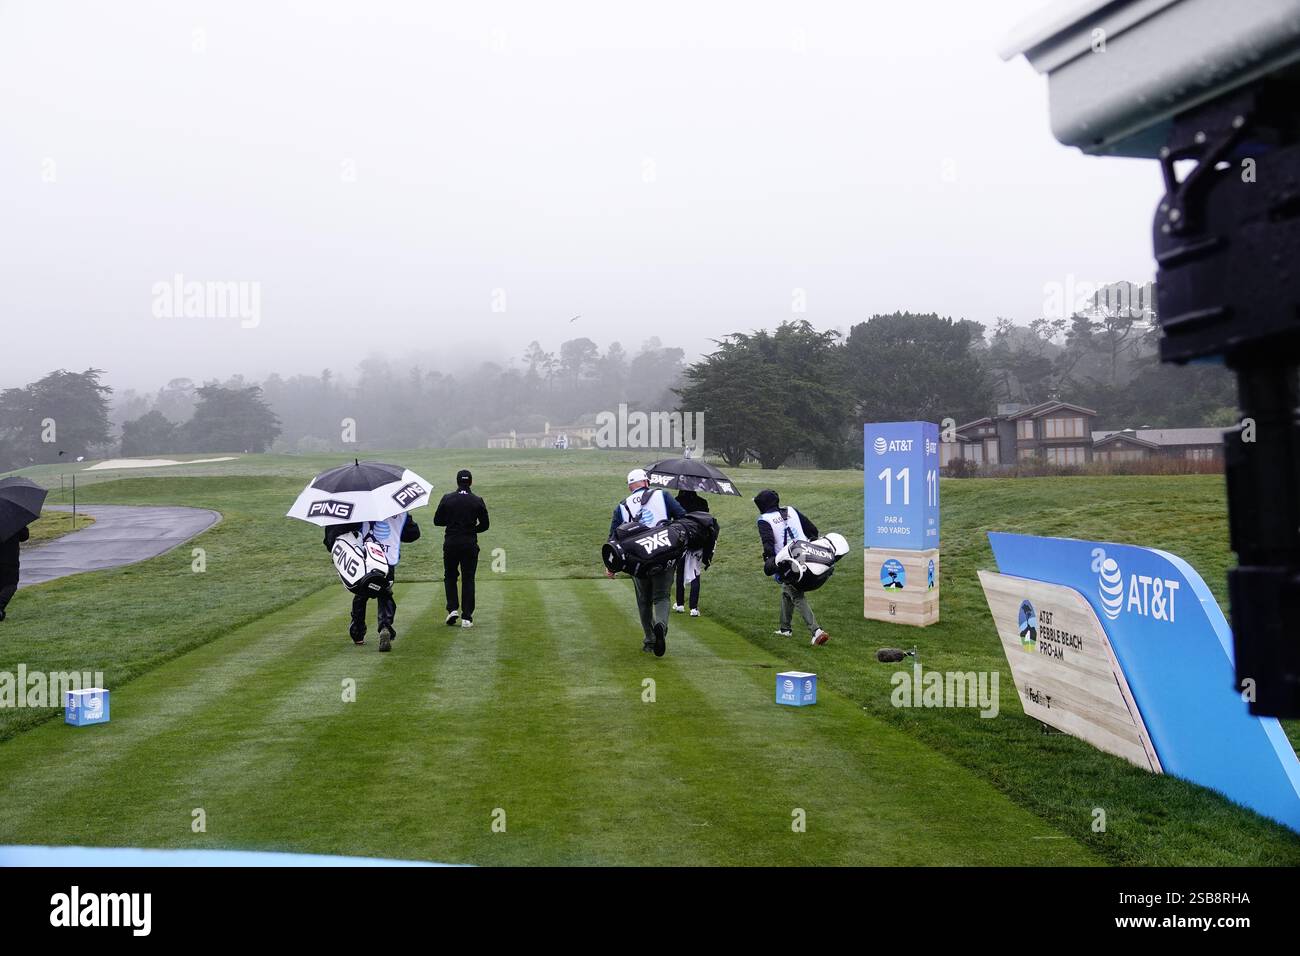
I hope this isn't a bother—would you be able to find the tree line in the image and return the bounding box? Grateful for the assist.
[1,313,1235,473]
[677,312,1236,469]
[0,338,687,470]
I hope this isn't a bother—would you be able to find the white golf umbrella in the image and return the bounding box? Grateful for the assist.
[286,460,434,527]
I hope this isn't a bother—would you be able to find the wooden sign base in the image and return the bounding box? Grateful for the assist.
[863,547,939,627]
[978,570,1161,773]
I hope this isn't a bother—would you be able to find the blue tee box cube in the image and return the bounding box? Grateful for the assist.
[776,671,817,707]
[65,688,110,727]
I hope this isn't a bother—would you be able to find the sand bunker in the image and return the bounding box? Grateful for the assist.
[85,456,239,471]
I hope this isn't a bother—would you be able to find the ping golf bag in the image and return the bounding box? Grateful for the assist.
[602,511,720,578]
[329,531,391,595]
[775,532,850,592]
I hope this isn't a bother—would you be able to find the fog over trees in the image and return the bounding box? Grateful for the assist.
[1,314,1236,473]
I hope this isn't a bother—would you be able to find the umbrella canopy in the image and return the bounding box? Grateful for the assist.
[645,458,740,495]
[0,477,48,542]
[286,460,434,527]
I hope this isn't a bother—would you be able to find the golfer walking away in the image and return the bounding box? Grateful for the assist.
[673,488,711,616]
[289,459,434,653]
[434,469,489,629]
[606,468,685,656]
[0,526,30,622]
[324,511,420,651]
[754,488,830,646]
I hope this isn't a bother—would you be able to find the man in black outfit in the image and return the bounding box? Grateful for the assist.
[0,525,31,622]
[434,469,490,629]
[673,488,710,615]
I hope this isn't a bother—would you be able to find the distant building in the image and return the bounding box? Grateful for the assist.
[1092,428,1224,462]
[942,401,1225,468]
[486,421,598,449]
[944,400,1098,467]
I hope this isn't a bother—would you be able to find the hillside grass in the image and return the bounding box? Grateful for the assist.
[0,451,1294,865]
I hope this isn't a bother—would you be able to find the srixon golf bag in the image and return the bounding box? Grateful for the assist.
[602,512,719,578]
[775,532,850,592]
[330,531,391,595]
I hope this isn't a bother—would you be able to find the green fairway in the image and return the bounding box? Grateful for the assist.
[0,450,1296,865]
[0,579,1095,865]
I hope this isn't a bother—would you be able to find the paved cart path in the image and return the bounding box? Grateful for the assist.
[18,505,220,587]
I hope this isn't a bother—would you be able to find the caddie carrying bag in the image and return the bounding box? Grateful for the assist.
[329,531,391,594]
[602,520,689,578]
[775,532,850,592]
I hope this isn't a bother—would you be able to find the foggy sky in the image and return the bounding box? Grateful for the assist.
[0,0,1160,393]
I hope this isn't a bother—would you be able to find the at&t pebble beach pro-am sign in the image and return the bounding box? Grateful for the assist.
[981,532,1300,833]
[863,422,940,626]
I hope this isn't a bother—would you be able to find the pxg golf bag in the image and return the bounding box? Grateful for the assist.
[602,511,719,578]
[330,531,391,595]
[775,532,850,592]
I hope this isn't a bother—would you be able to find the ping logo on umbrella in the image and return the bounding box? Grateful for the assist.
[391,482,427,508]
[308,499,353,519]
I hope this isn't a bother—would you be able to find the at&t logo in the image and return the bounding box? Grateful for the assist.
[1098,555,1124,620]
[1091,548,1180,623]
[874,437,914,454]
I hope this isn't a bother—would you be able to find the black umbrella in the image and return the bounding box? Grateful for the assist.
[311,460,406,493]
[645,458,741,495]
[0,477,47,542]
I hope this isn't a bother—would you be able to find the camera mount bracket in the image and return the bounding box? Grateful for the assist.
[1153,69,1300,716]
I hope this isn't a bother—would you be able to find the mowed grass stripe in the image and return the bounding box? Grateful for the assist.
[592,582,1097,865]
[0,588,346,839]
[528,579,707,865]
[181,582,478,860]
[426,579,593,864]
[147,583,447,855]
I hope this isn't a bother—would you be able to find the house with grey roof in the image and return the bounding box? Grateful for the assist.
[1092,428,1224,462]
[942,401,1225,468]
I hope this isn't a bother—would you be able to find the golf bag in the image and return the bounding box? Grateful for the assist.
[775,532,850,592]
[602,510,721,577]
[330,531,391,595]
[603,520,687,578]
[677,511,719,561]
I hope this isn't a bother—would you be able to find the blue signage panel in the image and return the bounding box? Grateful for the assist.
[864,422,939,550]
[990,532,1300,832]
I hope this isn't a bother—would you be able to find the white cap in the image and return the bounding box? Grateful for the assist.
[627,468,648,485]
